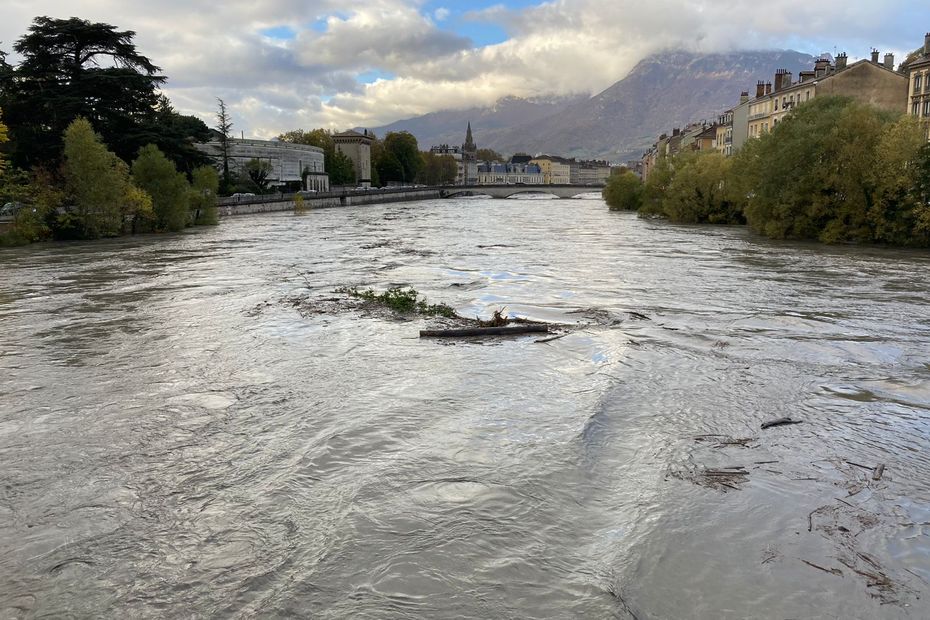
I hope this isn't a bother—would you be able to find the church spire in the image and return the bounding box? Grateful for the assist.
[464,122,475,151]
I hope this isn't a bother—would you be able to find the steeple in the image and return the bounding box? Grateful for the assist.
[464,122,476,152]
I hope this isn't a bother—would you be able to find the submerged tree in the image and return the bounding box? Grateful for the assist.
[603,169,643,211]
[132,144,190,232]
[190,165,219,225]
[62,117,140,238]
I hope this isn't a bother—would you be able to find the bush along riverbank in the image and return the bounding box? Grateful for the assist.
[1,117,218,246]
[604,96,930,247]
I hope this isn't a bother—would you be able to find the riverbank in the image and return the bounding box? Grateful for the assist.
[217,187,442,216]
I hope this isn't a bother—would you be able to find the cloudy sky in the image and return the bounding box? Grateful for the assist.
[2,1,929,137]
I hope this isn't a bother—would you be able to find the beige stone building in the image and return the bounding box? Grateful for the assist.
[906,33,930,140]
[333,130,373,187]
[746,51,907,141]
[530,156,572,184]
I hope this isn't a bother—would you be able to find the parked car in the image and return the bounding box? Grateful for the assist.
[230,192,256,198]
[0,202,25,216]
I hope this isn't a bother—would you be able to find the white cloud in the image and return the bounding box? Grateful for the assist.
[1,0,927,138]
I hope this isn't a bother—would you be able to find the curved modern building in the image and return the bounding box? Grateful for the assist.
[197,138,329,191]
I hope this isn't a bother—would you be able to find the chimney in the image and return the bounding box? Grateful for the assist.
[871,49,879,64]
[925,32,930,56]
[740,91,750,104]
[672,128,680,137]
[835,53,847,70]
[756,81,765,98]
[884,53,894,70]
[765,82,772,95]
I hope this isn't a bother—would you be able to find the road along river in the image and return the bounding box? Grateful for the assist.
[1,196,929,618]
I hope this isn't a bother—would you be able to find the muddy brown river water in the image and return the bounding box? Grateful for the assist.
[1,196,930,619]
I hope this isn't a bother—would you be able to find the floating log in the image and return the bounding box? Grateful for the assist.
[872,464,885,481]
[419,324,549,338]
[760,417,803,430]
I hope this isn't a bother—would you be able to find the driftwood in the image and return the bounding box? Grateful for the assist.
[760,417,803,430]
[872,464,885,481]
[419,324,549,338]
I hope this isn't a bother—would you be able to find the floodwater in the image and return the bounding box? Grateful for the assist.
[1,196,929,619]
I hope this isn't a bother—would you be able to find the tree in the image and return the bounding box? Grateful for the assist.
[639,154,675,217]
[603,169,643,211]
[3,17,165,168]
[739,96,887,242]
[215,98,233,191]
[190,165,219,225]
[476,148,503,162]
[132,144,190,232]
[417,152,458,185]
[661,152,740,224]
[329,150,355,186]
[381,131,422,183]
[62,117,139,238]
[244,158,272,192]
[0,108,8,174]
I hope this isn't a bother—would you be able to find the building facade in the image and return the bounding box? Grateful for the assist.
[906,33,930,140]
[476,162,544,185]
[196,138,328,191]
[530,156,572,184]
[333,130,373,187]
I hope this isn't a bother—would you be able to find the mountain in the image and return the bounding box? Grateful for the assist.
[369,94,586,152]
[372,50,818,162]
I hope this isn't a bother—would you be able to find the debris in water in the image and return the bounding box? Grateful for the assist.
[760,417,803,430]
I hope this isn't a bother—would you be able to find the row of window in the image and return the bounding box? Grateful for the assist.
[773,90,812,112]
[911,100,930,116]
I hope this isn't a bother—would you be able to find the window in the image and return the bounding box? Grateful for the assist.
[916,74,923,93]
[925,100,930,117]
[915,102,921,116]
[806,91,811,101]
[774,99,779,111]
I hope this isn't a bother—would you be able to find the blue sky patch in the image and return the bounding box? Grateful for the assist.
[260,25,297,40]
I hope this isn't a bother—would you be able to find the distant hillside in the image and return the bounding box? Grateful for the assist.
[372,50,818,162]
[369,94,585,152]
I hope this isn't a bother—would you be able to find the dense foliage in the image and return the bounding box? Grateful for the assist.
[380,131,423,184]
[416,152,458,185]
[132,144,190,232]
[603,169,643,211]
[0,17,217,245]
[616,96,930,246]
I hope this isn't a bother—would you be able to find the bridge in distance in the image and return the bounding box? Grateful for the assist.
[440,184,605,199]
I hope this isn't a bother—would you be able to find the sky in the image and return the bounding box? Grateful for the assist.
[2,1,929,139]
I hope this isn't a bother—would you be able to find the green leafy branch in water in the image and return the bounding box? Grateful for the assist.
[336,286,458,318]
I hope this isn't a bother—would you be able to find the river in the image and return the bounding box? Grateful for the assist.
[1,196,929,619]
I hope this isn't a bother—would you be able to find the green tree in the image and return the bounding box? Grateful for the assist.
[740,96,890,243]
[476,148,503,162]
[381,131,422,183]
[416,152,458,185]
[603,169,643,211]
[132,143,190,232]
[3,17,165,168]
[215,98,233,191]
[662,152,740,224]
[0,108,8,174]
[639,154,675,217]
[329,150,356,186]
[243,158,272,192]
[868,115,929,245]
[376,150,404,185]
[62,117,136,238]
[190,165,219,225]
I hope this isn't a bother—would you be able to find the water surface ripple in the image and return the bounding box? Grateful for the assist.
[1,197,930,618]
